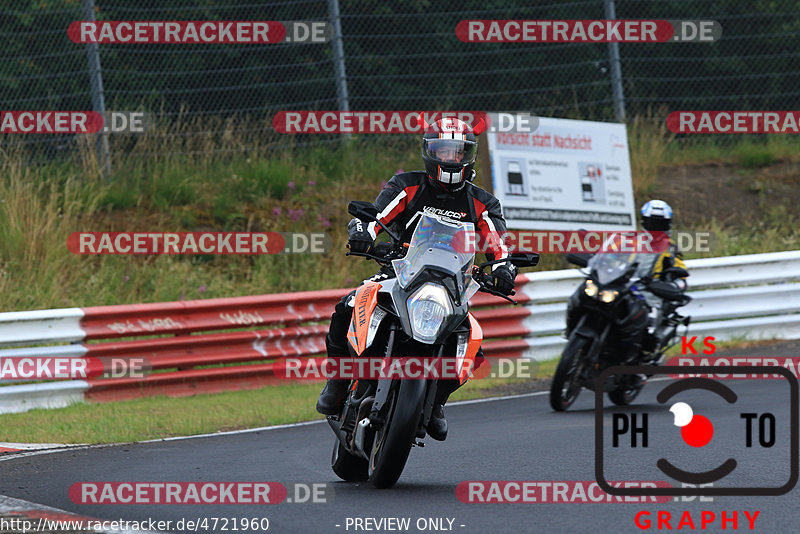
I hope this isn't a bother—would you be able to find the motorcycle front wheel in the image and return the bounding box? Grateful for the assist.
[608,375,645,406]
[549,335,590,412]
[331,438,369,482]
[368,379,426,489]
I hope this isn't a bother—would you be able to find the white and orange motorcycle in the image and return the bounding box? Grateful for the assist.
[326,201,538,488]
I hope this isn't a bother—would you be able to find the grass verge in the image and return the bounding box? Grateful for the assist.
[0,359,556,444]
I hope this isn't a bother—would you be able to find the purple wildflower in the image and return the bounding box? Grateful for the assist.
[317,214,331,228]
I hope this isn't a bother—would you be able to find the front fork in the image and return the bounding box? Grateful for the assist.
[573,314,612,370]
[368,325,440,440]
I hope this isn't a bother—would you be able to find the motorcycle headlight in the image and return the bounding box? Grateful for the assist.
[584,279,598,298]
[406,282,453,343]
[600,290,619,303]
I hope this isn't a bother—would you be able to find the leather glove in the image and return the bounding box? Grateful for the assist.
[348,236,373,254]
[372,241,393,257]
[490,265,516,295]
[347,218,373,253]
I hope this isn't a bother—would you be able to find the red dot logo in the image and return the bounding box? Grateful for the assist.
[670,402,714,447]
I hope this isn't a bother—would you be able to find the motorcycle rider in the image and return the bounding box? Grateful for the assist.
[565,199,687,364]
[638,199,686,281]
[316,117,517,441]
[636,199,688,358]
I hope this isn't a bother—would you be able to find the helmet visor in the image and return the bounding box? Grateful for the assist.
[642,216,671,231]
[422,138,477,166]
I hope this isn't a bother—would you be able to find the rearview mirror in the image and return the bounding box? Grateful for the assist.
[661,266,689,283]
[508,253,539,268]
[664,266,689,279]
[348,200,379,221]
[648,279,684,301]
[565,253,590,268]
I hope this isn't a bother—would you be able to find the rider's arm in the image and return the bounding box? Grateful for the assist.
[474,194,514,273]
[652,242,687,279]
[355,175,419,239]
[672,250,687,270]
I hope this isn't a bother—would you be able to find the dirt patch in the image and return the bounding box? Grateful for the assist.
[648,161,800,228]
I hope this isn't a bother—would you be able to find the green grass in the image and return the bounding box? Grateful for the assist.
[661,131,800,167]
[0,117,798,309]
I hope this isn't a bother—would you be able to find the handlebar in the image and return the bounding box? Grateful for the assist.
[346,249,518,305]
[472,266,518,304]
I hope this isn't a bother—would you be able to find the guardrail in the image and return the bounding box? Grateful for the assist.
[0,250,798,413]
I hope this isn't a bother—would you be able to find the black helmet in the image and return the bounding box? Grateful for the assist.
[421,117,477,189]
[640,199,673,232]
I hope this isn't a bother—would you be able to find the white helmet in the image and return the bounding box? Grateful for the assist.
[640,199,673,231]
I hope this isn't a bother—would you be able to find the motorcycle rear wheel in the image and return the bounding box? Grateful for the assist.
[368,379,425,489]
[549,335,589,412]
[331,438,369,482]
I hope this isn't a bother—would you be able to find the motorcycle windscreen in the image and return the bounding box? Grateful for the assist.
[588,252,637,285]
[392,213,480,303]
[634,252,660,279]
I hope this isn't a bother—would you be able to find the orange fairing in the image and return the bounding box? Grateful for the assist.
[347,282,381,355]
[459,312,484,384]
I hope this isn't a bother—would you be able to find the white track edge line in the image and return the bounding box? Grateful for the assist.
[0,380,674,459]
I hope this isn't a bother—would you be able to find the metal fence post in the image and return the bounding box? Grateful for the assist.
[604,0,626,122]
[82,0,110,175]
[327,0,350,113]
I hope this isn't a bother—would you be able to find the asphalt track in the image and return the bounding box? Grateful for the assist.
[1,341,799,534]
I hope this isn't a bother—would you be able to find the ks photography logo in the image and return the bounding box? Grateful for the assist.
[594,366,798,496]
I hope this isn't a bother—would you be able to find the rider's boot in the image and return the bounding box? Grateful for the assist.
[428,379,462,441]
[316,379,350,415]
[316,295,356,416]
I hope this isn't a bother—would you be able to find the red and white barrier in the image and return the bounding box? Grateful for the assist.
[0,250,798,413]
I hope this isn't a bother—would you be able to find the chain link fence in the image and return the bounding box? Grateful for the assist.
[2,0,799,161]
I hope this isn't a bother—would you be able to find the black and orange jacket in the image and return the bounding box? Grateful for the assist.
[353,171,512,270]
